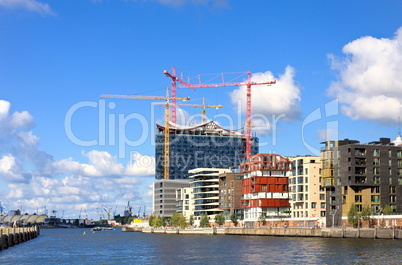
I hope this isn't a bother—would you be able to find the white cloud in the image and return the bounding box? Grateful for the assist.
[230,66,301,121]
[328,27,402,124]
[317,128,338,141]
[0,154,25,182]
[0,100,10,120]
[125,152,155,176]
[0,0,55,15]
[0,99,153,219]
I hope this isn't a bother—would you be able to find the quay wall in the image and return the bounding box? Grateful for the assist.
[0,227,40,251]
[134,226,402,239]
[225,227,402,239]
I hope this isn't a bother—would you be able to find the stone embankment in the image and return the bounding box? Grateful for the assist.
[131,226,402,239]
[225,227,402,239]
[0,227,40,251]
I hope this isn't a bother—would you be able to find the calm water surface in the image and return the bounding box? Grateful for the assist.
[1,228,402,264]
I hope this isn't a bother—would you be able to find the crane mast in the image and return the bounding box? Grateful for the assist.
[100,92,189,179]
[164,67,276,158]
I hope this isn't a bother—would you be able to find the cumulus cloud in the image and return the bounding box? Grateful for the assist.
[230,66,301,122]
[0,0,55,15]
[328,27,402,124]
[0,99,154,219]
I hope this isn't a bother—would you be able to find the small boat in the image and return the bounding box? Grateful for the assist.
[91,227,102,231]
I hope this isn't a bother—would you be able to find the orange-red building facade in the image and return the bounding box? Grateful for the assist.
[241,154,292,226]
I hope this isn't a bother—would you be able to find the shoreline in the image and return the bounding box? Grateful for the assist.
[124,226,402,239]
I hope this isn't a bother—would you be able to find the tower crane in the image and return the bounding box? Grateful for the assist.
[152,98,222,123]
[100,92,189,179]
[164,67,276,158]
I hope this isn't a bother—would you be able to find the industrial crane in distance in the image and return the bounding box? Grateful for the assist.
[100,92,190,180]
[151,97,222,123]
[164,67,276,158]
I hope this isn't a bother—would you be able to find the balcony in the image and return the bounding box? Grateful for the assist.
[355,177,367,184]
[322,177,334,187]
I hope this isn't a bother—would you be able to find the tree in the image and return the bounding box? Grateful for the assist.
[230,213,238,227]
[149,214,156,227]
[200,214,210,228]
[189,215,194,226]
[347,203,359,227]
[179,215,187,229]
[361,205,372,222]
[154,216,163,227]
[214,213,225,226]
[258,213,267,226]
[382,205,393,213]
[171,213,181,227]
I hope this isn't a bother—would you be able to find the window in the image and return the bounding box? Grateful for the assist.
[373,167,380,175]
[389,150,392,157]
[390,195,396,203]
[371,195,380,203]
[390,186,396,193]
[398,160,402,167]
[389,178,393,185]
[355,195,362,203]
[321,202,326,208]
[399,177,402,185]
[371,186,380,193]
[373,158,380,166]
[398,150,402,157]
[355,204,363,212]
[321,211,326,217]
[373,176,380,184]
[389,168,392,175]
[373,149,380,156]
[320,194,325,200]
[311,202,316,208]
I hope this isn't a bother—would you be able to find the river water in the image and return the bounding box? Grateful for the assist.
[1,228,402,264]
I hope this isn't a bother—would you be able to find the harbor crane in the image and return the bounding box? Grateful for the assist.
[101,205,113,220]
[164,67,276,158]
[101,91,189,179]
[152,97,222,123]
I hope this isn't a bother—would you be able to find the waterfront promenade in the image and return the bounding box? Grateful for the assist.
[0,227,40,251]
[133,226,402,239]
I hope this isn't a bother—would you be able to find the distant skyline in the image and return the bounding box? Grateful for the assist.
[1,0,402,219]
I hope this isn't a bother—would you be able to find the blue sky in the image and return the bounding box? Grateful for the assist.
[1,0,402,219]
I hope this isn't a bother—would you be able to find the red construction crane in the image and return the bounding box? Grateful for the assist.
[164,66,276,158]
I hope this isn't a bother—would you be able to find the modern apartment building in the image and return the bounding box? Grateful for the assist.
[289,156,326,227]
[321,137,402,227]
[153,179,191,217]
[218,169,244,220]
[176,187,193,221]
[240,154,292,227]
[189,168,230,224]
[155,121,258,180]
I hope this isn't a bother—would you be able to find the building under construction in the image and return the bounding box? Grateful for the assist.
[155,121,258,180]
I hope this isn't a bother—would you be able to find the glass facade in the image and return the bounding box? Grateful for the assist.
[155,133,258,179]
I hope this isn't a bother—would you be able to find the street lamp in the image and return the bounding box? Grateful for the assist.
[330,209,337,228]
